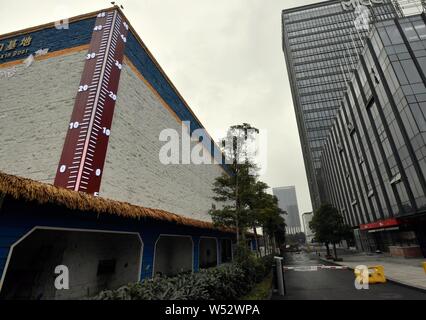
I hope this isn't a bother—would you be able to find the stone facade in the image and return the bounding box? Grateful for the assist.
[0,50,86,183]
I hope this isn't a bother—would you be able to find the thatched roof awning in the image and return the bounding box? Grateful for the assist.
[0,171,232,232]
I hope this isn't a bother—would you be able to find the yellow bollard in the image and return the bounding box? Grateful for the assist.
[368,265,386,284]
[423,262,426,274]
[355,265,386,285]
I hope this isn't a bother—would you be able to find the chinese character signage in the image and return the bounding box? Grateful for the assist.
[0,36,33,61]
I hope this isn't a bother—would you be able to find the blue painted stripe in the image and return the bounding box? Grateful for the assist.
[0,254,9,285]
[0,247,10,259]
[0,236,20,247]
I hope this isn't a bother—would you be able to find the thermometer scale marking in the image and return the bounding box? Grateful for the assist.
[54,10,129,195]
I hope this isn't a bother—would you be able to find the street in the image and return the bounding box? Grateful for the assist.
[274,252,426,300]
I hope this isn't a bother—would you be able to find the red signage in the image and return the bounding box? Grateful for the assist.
[360,218,401,231]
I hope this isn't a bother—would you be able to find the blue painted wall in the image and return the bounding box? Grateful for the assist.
[192,236,200,273]
[0,198,234,283]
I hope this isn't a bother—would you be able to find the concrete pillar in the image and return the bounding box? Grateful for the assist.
[218,239,222,265]
[140,235,157,280]
[0,247,10,290]
[193,236,200,272]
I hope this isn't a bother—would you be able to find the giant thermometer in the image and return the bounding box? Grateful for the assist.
[54,9,128,196]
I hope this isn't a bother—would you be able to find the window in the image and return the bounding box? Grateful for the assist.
[390,173,402,185]
[392,61,409,85]
[417,57,426,79]
[413,21,426,39]
[385,25,403,45]
[400,60,422,84]
[401,23,419,41]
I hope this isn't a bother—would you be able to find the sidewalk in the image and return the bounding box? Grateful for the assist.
[316,252,426,291]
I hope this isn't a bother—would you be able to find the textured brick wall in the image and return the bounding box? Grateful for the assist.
[101,62,224,222]
[0,50,86,183]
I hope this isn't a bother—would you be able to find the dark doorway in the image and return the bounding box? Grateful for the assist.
[0,229,142,300]
[199,238,218,269]
[220,239,232,263]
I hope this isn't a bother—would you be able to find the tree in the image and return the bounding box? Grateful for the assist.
[309,204,334,257]
[246,181,272,257]
[209,124,259,245]
[210,123,286,259]
[309,204,353,260]
[210,161,257,244]
[339,224,355,249]
[259,194,286,255]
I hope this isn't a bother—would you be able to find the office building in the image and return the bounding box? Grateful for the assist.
[319,13,426,257]
[282,0,398,209]
[273,186,302,234]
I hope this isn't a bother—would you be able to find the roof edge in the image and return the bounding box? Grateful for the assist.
[282,0,341,15]
[0,171,233,233]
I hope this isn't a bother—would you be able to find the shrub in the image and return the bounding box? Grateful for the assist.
[94,274,209,300]
[94,255,273,300]
[240,272,273,300]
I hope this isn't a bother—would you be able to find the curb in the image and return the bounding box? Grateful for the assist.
[317,256,426,293]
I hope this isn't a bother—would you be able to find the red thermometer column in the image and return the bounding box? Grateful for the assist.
[54,10,129,196]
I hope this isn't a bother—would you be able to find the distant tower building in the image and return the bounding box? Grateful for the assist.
[302,212,314,243]
[273,186,302,235]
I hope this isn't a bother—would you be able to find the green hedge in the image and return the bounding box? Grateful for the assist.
[94,255,273,300]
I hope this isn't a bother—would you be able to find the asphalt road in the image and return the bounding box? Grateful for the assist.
[273,252,426,300]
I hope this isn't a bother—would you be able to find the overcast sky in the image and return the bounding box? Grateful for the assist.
[0,0,319,216]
